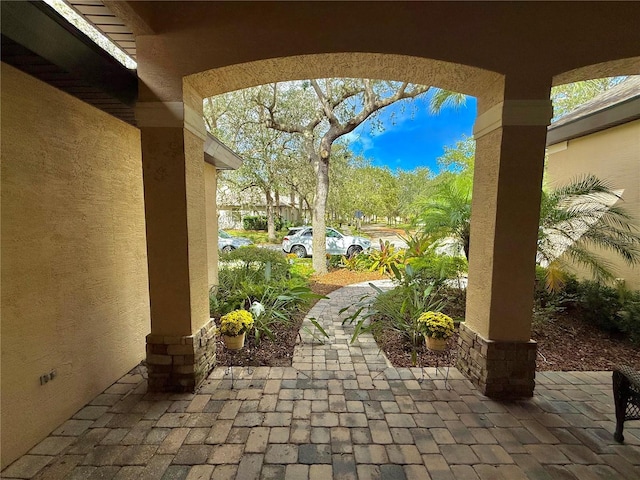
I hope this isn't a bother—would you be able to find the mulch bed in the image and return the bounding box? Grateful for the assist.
[532,314,640,371]
[215,268,640,371]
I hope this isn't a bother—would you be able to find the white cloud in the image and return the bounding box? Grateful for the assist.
[343,130,375,153]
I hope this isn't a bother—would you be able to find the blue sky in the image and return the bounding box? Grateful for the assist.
[345,92,477,172]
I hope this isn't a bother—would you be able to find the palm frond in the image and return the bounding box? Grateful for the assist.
[429,89,467,114]
[539,173,640,280]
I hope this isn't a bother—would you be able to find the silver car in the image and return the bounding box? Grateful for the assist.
[218,230,252,253]
[282,227,370,258]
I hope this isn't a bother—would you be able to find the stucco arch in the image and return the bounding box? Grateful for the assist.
[186,52,504,112]
[553,56,640,87]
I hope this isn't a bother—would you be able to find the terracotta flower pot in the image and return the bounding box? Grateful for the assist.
[222,333,245,350]
[425,335,447,351]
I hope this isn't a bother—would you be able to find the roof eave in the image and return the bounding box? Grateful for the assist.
[547,97,640,146]
[204,134,243,170]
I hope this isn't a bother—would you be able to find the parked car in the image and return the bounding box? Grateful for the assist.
[218,230,253,253]
[285,226,309,237]
[282,227,371,258]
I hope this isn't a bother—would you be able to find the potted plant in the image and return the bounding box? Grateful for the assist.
[418,311,454,351]
[219,309,254,350]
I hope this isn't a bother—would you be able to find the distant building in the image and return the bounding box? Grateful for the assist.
[217,184,310,229]
[546,76,640,290]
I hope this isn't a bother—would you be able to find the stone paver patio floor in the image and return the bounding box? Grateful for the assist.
[3,281,640,479]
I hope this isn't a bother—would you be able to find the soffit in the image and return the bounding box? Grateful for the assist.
[66,0,136,60]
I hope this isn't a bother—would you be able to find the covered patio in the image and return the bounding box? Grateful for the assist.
[3,282,638,479]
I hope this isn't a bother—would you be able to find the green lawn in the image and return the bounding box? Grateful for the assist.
[226,229,287,244]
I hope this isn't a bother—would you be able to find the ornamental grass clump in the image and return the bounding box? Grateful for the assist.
[418,311,455,339]
[220,309,254,337]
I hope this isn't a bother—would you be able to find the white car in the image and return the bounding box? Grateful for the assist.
[282,227,371,258]
[218,230,253,253]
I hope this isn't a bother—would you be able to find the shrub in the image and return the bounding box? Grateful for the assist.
[289,257,315,278]
[406,249,467,286]
[368,240,405,275]
[242,215,288,231]
[212,247,323,343]
[243,215,268,231]
[342,279,447,366]
[574,281,640,343]
[327,255,344,269]
[533,271,640,345]
[342,251,373,272]
[219,246,289,283]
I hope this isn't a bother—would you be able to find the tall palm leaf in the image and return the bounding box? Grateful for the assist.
[538,174,640,284]
[415,174,472,259]
[429,89,467,114]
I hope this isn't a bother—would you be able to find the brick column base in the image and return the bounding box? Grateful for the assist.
[456,323,536,398]
[146,318,217,392]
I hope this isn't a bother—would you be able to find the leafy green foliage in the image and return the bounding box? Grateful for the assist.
[415,135,640,283]
[414,171,472,259]
[341,262,459,365]
[341,281,445,366]
[226,229,287,245]
[537,174,640,283]
[342,251,373,272]
[367,240,405,275]
[212,248,323,343]
[249,285,324,343]
[533,268,640,345]
[551,77,626,119]
[300,317,331,344]
[218,247,290,284]
[242,215,289,232]
[289,257,315,278]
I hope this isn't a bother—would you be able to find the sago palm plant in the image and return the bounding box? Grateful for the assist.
[537,174,640,288]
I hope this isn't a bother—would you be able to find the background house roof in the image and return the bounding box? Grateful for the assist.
[547,76,640,145]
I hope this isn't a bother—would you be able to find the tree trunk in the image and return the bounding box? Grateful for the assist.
[304,198,312,222]
[312,153,329,275]
[265,190,276,243]
[275,189,281,226]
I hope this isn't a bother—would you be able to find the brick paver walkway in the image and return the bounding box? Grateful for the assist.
[3,281,640,479]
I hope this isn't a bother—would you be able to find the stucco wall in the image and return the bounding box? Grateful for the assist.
[0,63,150,467]
[546,120,640,290]
[204,162,219,287]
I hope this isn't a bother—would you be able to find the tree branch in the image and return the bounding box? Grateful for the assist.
[310,79,340,126]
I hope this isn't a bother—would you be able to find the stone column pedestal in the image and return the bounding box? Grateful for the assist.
[146,318,217,392]
[456,323,536,398]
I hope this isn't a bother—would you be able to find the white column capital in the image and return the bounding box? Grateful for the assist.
[135,101,206,141]
[474,99,553,139]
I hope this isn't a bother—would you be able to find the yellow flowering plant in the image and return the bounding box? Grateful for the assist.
[219,309,254,337]
[418,311,454,339]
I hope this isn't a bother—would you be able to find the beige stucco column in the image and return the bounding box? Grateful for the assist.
[456,96,553,398]
[136,81,217,391]
[204,162,219,287]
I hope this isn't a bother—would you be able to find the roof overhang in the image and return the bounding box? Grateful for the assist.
[1,0,138,124]
[204,134,243,170]
[547,97,640,146]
